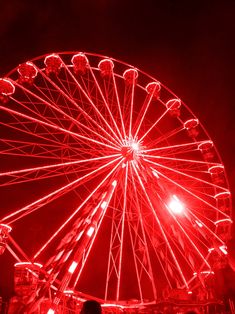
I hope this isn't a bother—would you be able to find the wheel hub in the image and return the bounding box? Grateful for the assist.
[121,138,141,161]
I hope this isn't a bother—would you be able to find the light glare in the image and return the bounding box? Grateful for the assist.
[101,201,108,210]
[195,220,203,228]
[131,142,139,151]
[168,195,184,214]
[68,261,78,274]
[87,226,95,237]
[219,245,228,255]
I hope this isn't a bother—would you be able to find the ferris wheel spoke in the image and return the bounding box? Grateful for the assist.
[139,108,171,142]
[182,220,212,250]
[10,82,80,133]
[141,202,194,288]
[148,163,230,221]
[115,164,128,301]
[87,65,123,141]
[144,154,220,167]
[0,154,120,186]
[1,101,70,147]
[144,140,207,154]
[163,228,196,274]
[1,155,122,224]
[45,73,122,148]
[187,209,226,245]
[128,166,157,300]
[132,162,189,289]
[104,208,117,300]
[111,72,126,138]
[144,157,228,194]
[142,215,178,288]
[33,79,84,123]
[58,62,123,145]
[31,66,121,147]
[128,80,135,138]
[31,83,120,149]
[0,139,79,161]
[158,196,211,270]
[11,87,120,152]
[34,158,123,260]
[142,223,174,289]
[147,126,186,151]
[0,117,78,159]
[0,167,74,187]
[0,136,77,160]
[104,172,129,300]
[133,92,156,139]
[163,235,197,286]
[0,105,119,153]
[125,218,144,301]
[72,180,118,290]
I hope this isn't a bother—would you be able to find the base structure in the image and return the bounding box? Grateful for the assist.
[3,293,234,314]
[1,257,235,313]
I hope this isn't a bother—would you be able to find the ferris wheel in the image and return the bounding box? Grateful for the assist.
[0,52,232,311]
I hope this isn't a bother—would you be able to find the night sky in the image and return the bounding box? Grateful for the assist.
[0,0,235,300]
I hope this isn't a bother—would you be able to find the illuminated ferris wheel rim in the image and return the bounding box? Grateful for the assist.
[1,51,231,203]
[3,50,230,163]
[0,50,232,239]
[0,51,232,308]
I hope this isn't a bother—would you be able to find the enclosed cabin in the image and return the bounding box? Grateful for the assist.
[14,262,42,297]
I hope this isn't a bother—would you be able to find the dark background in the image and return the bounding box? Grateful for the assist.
[0,0,235,299]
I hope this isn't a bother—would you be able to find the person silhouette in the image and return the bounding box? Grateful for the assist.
[80,300,102,314]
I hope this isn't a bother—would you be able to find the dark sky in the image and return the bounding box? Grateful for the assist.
[0,0,235,300]
[0,0,234,175]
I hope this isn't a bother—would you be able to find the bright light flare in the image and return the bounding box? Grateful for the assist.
[193,270,214,276]
[87,226,95,237]
[208,248,215,253]
[47,309,55,314]
[195,220,203,228]
[68,261,78,274]
[112,180,117,187]
[219,245,228,255]
[131,142,139,151]
[168,195,185,214]
[64,290,74,295]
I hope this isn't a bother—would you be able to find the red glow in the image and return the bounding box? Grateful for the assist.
[184,118,199,129]
[98,58,114,77]
[168,195,185,214]
[17,62,38,81]
[44,54,62,75]
[0,78,15,95]
[0,52,232,308]
[71,53,89,75]
[0,224,12,232]
[123,68,138,84]
[145,81,161,98]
